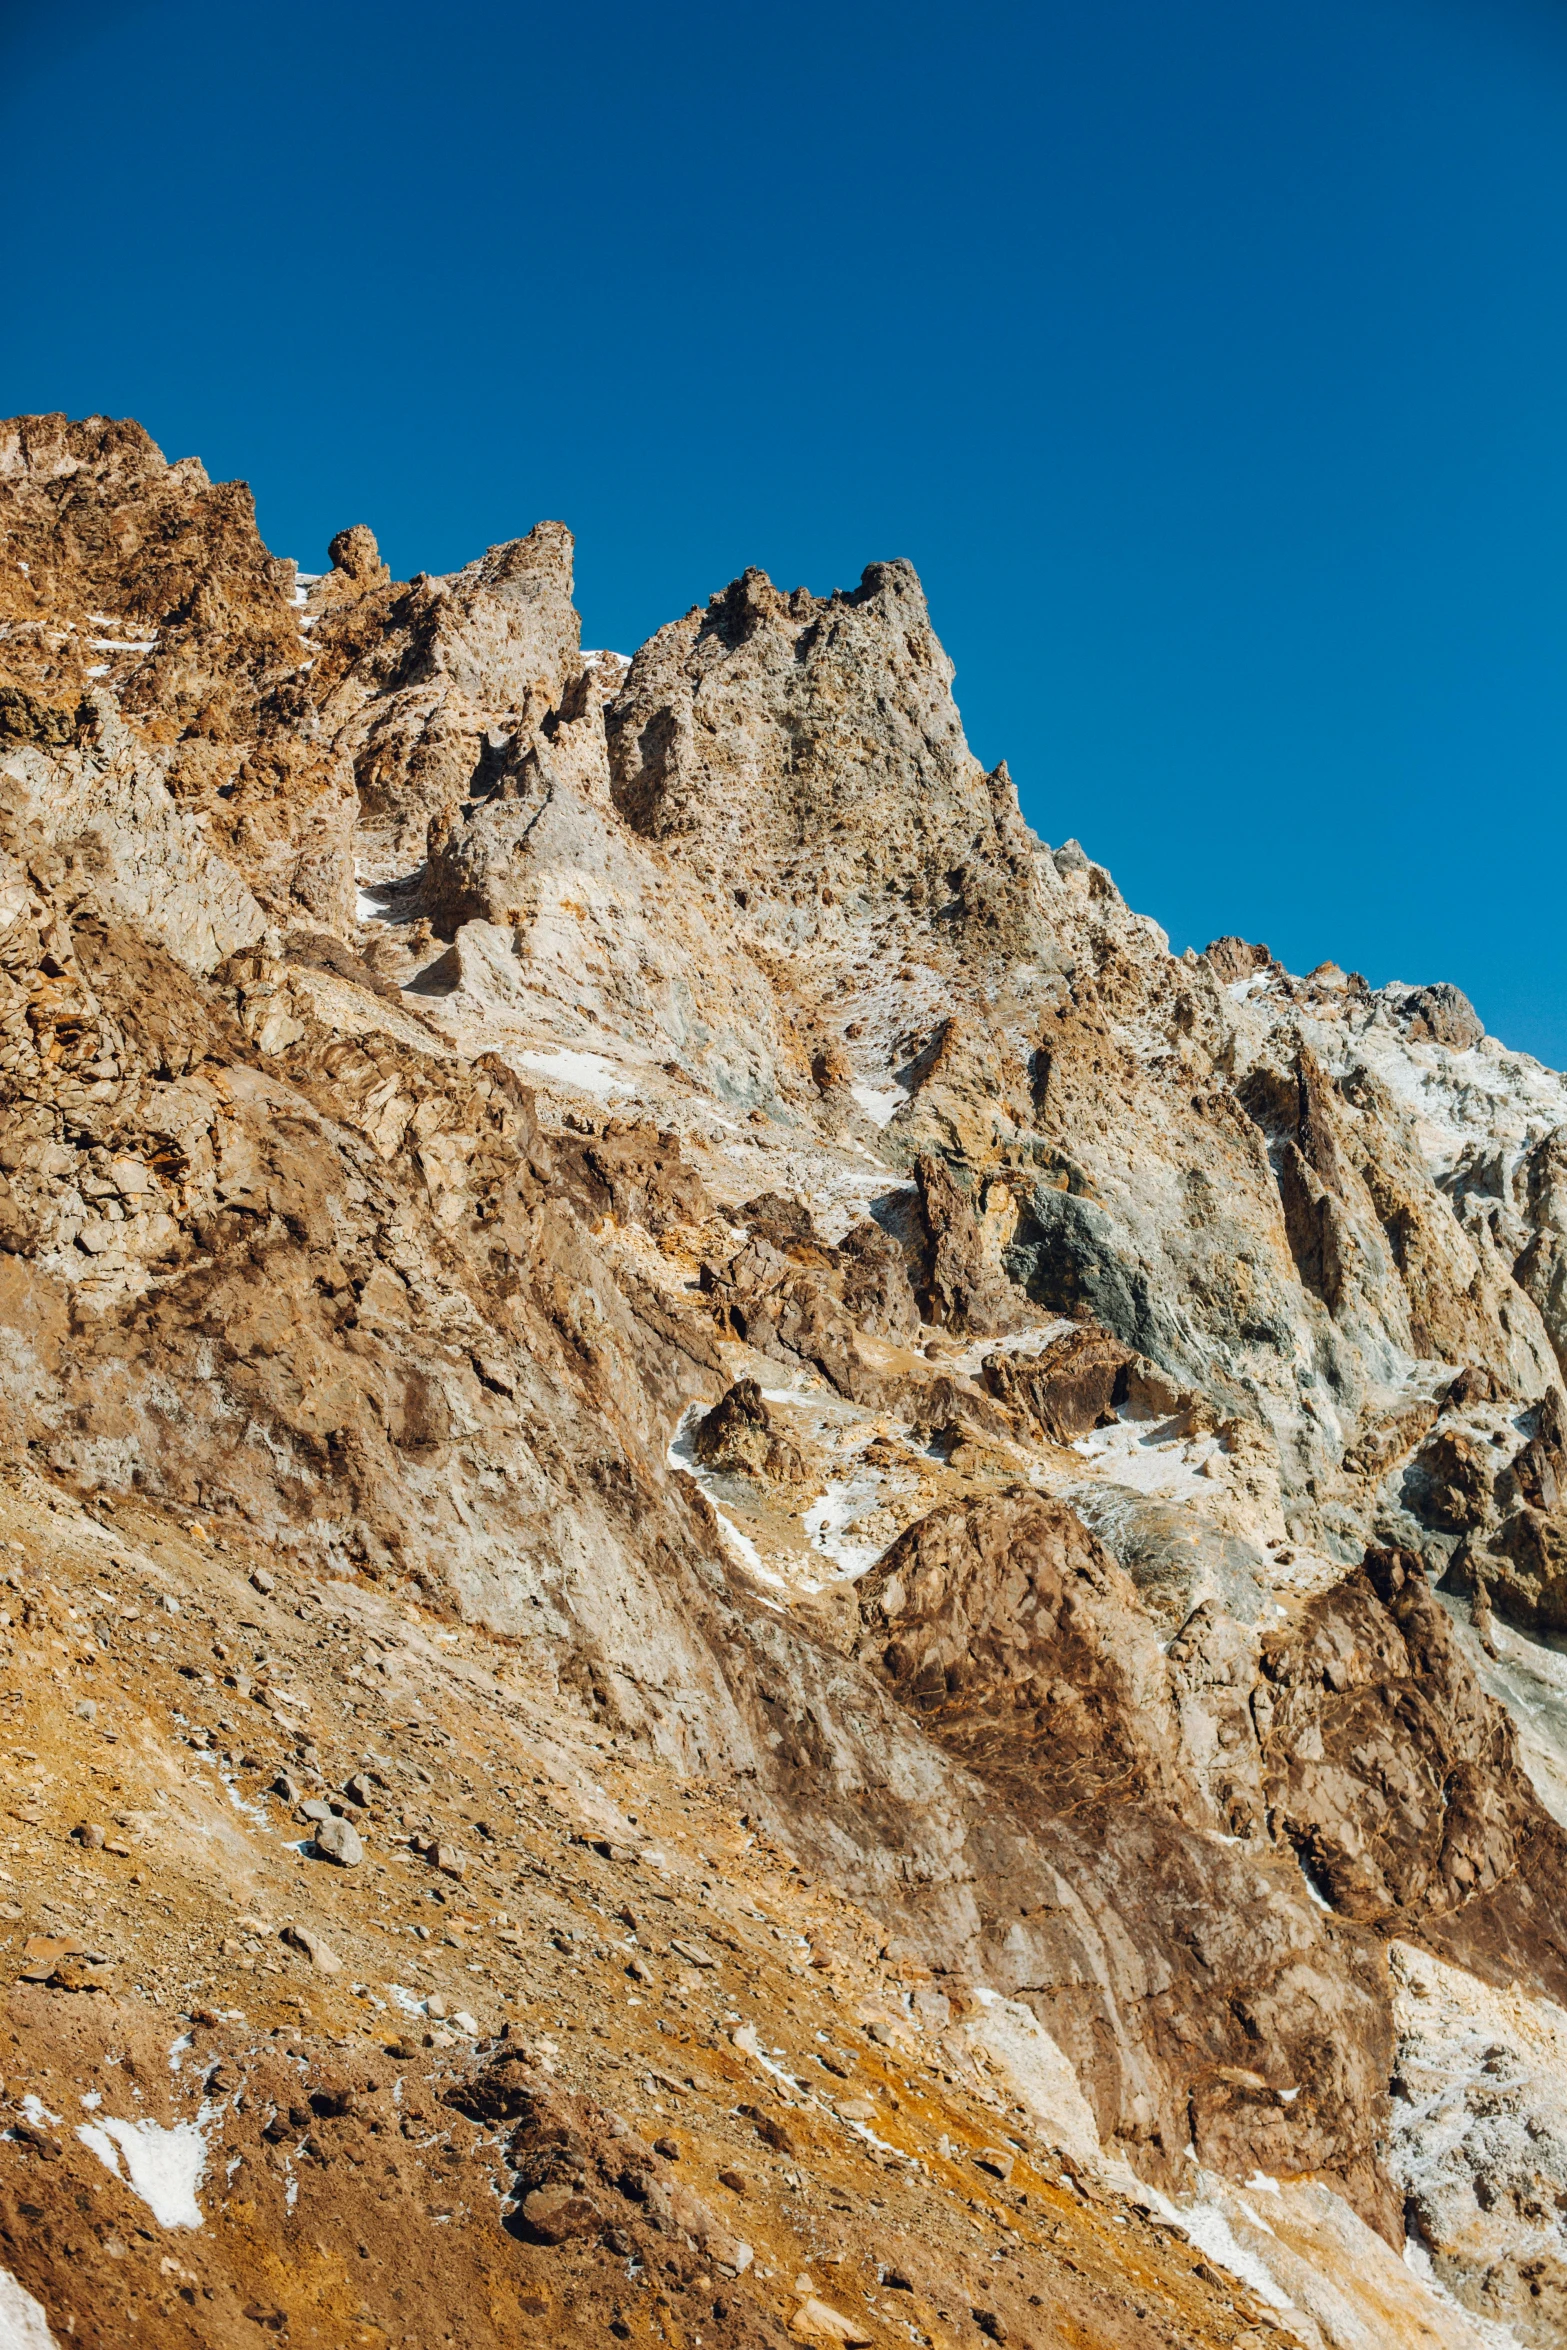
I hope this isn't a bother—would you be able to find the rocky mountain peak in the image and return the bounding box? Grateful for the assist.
[2,413,1567,2349]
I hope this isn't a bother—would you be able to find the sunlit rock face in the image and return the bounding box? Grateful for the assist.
[4,410,1567,2345]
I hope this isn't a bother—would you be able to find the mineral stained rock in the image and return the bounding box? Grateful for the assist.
[2,411,1567,2345]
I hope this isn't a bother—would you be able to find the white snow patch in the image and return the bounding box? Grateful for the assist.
[1071,1415,1219,1500]
[0,2269,57,2349]
[708,1509,773,1579]
[220,1772,268,1824]
[516,1048,632,1100]
[802,1476,887,1580]
[849,1081,909,1128]
[19,2096,59,2128]
[77,2115,208,2228]
[1136,2181,1292,2312]
[731,2021,809,2096]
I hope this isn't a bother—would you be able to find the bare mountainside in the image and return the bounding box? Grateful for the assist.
[2,412,1567,2348]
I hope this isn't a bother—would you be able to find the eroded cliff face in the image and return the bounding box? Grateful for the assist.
[4,414,1567,2347]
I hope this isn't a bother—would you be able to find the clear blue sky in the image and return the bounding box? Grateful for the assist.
[7,0,1567,1060]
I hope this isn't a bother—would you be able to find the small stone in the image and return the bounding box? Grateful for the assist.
[668,1937,716,1970]
[74,1699,96,1722]
[281,1923,342,1974]
[342,1773,372,1807]
[426,1994,449,2020]
[521,2184,602,2244]
[788,2298,873,2347]
[299,1798,332,1824]
[274,1771,301,1804]
[51,1960,109,1994]
[314,1814,363,1867]
[250,1569,275,1595]
[452,2010,479,2037]
[653,2136,680,2160]
[717,2166,747,2194]
[972,2313,1007,2344]
[976,2147,1015,2182]
[626,1955,654,1986]
[73,1823,105,1850]
[431,1842,466,1879]
[748,2109,796,2155]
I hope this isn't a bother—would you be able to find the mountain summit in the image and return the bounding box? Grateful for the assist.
[1,412,1565,2348]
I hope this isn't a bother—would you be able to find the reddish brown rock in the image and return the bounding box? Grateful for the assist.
[691,1379,806,1482]
[981,1324,1132,1445]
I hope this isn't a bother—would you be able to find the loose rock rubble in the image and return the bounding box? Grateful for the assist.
[0,1478,1305,2349]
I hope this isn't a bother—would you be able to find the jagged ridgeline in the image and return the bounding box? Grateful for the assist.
[4,410,1567,2347]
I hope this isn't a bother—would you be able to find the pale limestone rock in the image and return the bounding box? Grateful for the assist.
[0,715,266,975]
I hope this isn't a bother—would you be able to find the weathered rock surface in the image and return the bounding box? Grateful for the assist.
[8,410,1567,2344]
[691,1379,807,1482]
[1388,1939,1567,2347]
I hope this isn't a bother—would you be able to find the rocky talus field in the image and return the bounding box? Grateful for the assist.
[3,415,1567,2350]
